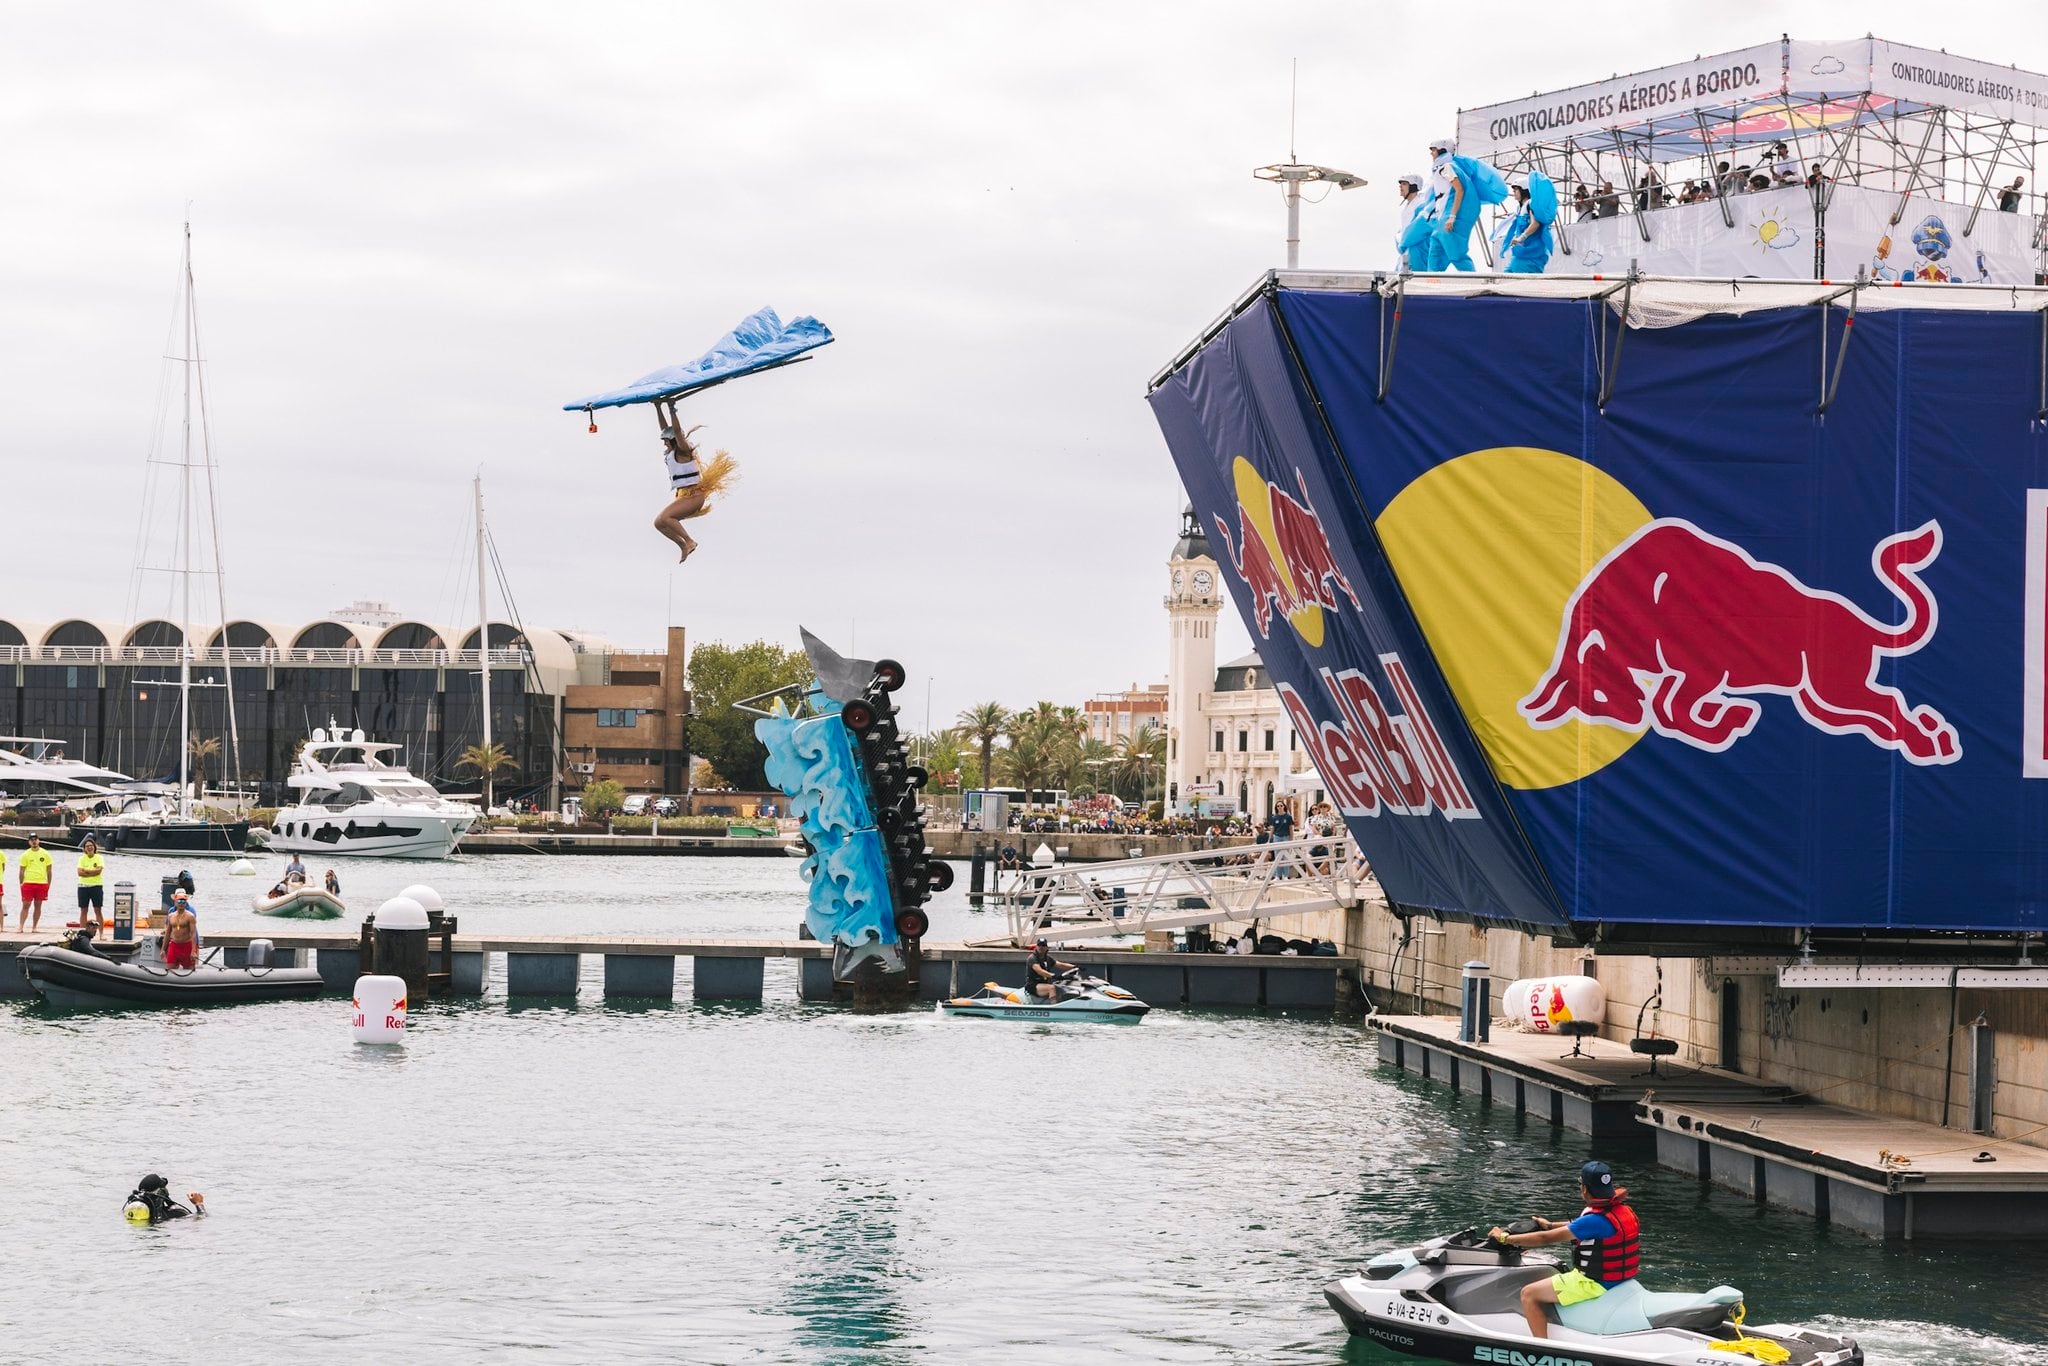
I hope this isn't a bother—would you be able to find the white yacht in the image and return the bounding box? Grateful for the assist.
[267,727,477,859]
[0,736,130,803]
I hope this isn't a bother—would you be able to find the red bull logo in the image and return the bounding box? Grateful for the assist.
[1279,655,1480,821]
[1520,518,1960,764]
[1212,457,1361,647]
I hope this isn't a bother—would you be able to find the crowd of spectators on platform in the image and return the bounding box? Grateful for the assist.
[1567,144,1833,222]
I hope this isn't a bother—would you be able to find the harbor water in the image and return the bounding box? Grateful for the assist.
[2,853,2045,1363]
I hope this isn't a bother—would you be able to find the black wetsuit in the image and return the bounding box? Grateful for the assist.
[130,1189,194,1224]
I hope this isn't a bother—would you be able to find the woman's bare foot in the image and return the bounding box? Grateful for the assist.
[678,533,698,563]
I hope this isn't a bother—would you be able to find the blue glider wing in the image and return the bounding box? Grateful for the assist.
[563,306,835,412]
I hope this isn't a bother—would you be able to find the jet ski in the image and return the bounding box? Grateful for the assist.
[940,969,1148,1021]
[1324,1223,1861,1366]
[16,932,324,1010]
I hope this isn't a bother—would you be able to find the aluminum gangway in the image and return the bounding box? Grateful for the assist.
[976,835,1375,946]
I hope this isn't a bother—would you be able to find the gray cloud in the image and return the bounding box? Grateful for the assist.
[0,0,2022,724]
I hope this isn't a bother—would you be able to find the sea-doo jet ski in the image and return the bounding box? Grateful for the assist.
[940,969,1148,1021]
[1324,1222,1861,1365]
[17,932,324,1010]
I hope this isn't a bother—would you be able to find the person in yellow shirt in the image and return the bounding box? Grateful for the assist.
[76,837,106,934]
[18,835,53,932]
[0,846,7,928]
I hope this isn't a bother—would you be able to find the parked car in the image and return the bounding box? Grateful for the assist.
[654,797,681,817]
[622,795,650,816]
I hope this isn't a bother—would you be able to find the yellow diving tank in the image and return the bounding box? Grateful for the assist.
[123,1200,152,1224]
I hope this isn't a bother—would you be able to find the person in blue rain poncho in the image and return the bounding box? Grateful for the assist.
[1394,172,1434,271]
[1500,172,1557,274]
[1426,138,1510,272]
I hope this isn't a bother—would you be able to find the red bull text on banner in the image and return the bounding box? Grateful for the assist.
[1148,278,2048,936]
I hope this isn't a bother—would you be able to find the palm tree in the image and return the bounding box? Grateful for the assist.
[1114,724,1166,803]
[187,735,222,797]
[457,741,516,813]
[956,702,1009,790]
[922,727,969,793]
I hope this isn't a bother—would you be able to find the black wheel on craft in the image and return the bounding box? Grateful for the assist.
[928,861,955,892]
[841,699,876,734]
[904,765,928,789]
[895,907,930,939]
[873,659,906,693]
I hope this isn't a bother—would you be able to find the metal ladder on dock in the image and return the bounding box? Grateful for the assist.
[978,835,1376,946]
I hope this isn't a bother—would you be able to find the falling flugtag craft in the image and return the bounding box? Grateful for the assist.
[564,306,835,562]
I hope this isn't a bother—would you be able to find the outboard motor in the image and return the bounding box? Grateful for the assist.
[246,939,275,969]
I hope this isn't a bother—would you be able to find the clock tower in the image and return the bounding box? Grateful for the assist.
[1165,503,1220,807]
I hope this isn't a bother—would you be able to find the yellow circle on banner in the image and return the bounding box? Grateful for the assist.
[1230,456,1325,648]
[1375,448,1653,790]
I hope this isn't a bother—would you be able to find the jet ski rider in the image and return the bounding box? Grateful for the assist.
[1488,1160,1639,1340]
[1026,937,1074,1000]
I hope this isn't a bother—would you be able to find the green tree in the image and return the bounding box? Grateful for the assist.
[955,701,1009,790]
[999,701,1085,803]
[582,777,626,820]
[687,640,816,792]
[457,741,516,811]
[187,735,222,794]
[1113,723,1166,802]
[921,728,969,793]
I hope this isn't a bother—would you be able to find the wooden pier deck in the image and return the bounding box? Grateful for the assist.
[1372,1012,2048,1239]
[0,930,1353,1010]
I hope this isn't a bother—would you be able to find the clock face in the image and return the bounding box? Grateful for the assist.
[1192,570,1214,595]
[1173,569,1185,593]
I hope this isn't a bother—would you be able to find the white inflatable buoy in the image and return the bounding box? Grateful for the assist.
[375,895,430,929]
[351,973,408,1045]
[1503,976,1606,1034]
[228,858,256,877]
[397,884,445,915]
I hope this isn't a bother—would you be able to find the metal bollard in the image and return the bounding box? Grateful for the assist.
[1460,960,1491,1044]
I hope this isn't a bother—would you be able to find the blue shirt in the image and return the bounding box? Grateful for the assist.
[1567,1212,1627,1284]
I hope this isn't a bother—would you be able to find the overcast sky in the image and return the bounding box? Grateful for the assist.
[2,0,2035,729]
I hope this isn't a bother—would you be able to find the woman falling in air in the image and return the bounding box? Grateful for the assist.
[651,396,738,562]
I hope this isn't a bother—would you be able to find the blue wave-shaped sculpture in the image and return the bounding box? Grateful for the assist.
[756,695,897,966]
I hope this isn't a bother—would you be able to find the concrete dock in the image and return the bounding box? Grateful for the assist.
[1372,1013,2048,1239]
[0,930,1348,1010]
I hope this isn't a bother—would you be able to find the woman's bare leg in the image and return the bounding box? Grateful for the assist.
[655,489,709,561]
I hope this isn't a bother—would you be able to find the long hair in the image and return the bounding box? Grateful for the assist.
[697,449,739,504]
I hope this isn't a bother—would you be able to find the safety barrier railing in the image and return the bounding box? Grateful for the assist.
[988,834,1375,946]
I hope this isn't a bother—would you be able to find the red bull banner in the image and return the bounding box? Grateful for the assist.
[1150,282,2048,934]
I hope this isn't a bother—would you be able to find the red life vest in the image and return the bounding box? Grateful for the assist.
[1571,1192,1640,1283]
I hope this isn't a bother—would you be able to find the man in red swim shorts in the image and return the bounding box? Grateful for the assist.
[165,892,199,970]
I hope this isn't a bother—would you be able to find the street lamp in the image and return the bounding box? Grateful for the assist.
[1254,160,1366,269]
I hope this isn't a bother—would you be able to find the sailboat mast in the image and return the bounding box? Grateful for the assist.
[475,473,493,788]
[177,222,195,817]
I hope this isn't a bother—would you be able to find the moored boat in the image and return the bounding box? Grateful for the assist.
[251,884,345,919]
[16,934,323,1010]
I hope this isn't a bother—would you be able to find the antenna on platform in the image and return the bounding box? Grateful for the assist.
[1254,59,1365,270]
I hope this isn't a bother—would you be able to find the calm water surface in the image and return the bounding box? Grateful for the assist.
[2,854,2044,1363]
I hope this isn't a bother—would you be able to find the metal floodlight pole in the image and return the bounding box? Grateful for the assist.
[1254,162,1367,269]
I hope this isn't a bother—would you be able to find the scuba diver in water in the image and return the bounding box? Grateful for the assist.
[124,1174,205,1224]
[1488,1160,1639,1339]
[1026,937,1074,1001]
[650,400,737,563]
